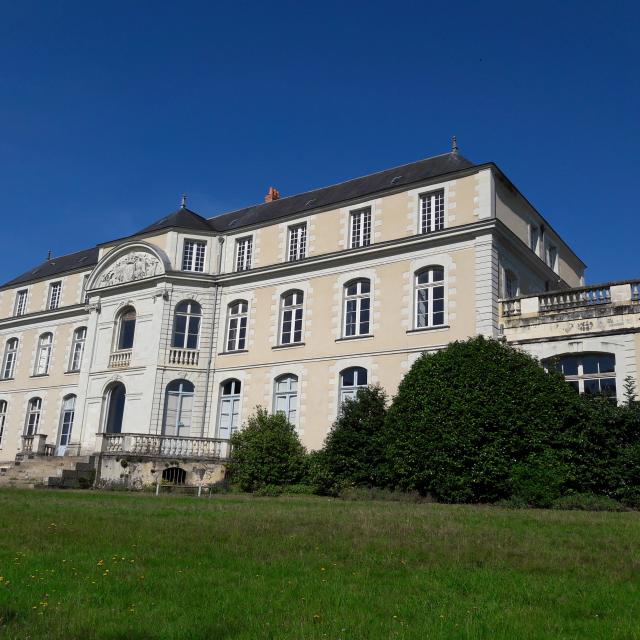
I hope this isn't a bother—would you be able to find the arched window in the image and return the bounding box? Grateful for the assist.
[162,467,186,485]
[343,279,371,337]
[217,379,241,439]
[504,269,519,298]
[226,301,248,352]
[69,327,87,372]
[0,400,7,447]
[339,367,368,404]
[2,338,18,379]
[34,333,53,376]
[57,395,76,455]
[280,290,304,345]
[273,374,298,425]
[544,353,617,400]
[415,266,445,328]
[116,307,136,350]
[172,301,201,349]
[104,382,126,433]
[163,379,195,437]
[25,397,42,436]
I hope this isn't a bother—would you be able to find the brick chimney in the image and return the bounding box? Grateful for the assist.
[264,186,280,203]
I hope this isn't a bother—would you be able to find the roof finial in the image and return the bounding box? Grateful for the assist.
[181,194,187,209]
[451,135,458,154]
[47,249,52,261]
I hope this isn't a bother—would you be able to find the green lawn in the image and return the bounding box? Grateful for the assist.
[0,490,639,639]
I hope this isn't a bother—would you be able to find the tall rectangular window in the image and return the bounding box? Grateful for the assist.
[350,208,372,249]
[14,290,27,316]
[0,400,6,447]
[69,327,87,372]
[182,240,206,272]
[287,224,307,261]
[420,190,445,234]
[235,237,253,271]
[47,282,62,310]
[81,274,90,303]
[547,245,558,272]
[530,225,540,255]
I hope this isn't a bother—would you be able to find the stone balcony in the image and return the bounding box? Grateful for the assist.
[19,434,55,458]
[97,433,231,461]
[108,349,132,368]
[500,279,640,343]
[167,347,200,367]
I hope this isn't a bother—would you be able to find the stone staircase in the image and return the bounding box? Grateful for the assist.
[0,455,97,489]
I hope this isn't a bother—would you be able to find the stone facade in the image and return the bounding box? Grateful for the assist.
[0,151,635,487]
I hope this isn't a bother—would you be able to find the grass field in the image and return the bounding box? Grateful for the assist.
[0,490,639,639]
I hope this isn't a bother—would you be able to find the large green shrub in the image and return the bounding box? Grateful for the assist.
[227,407,308,492]
[384,336,583,503]
[318,385,388,493]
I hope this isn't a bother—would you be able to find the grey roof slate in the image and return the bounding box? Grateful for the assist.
[2,247,100,289]
[134,206,213,235]
[208,152,476,231]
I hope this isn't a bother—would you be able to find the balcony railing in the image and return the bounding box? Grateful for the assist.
[502,299,521,317]
[99,433,231,460]
[167,348,200,367]
[632,282,640,302]
[109,349,132,369]
[20,433,49,456]
[539,286,611,312]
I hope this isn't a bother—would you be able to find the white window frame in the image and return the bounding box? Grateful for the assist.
[279,290,304,345]
[0,400,6,447]
[14,289,28,316]
[414,266,446,329]
[349,208,372,249]
[34,333,53,376]
[419,189,445,234]
[504,269,519,299]
[343,279,371,337]
[216,379,242,439]
[273,374,298,426]
[162,380,195,437]
[182,239,207,273]
[226,301,248,352]
[81,273,90,303]
[58,395,76,449]
[25,397,42,436]
[545,353,617,400]
[68,327,87,372]
[2,338,18,379]
[339,367,368,404]
[172,301,202,350]
[235,237,253,271]
[47,281,62,310]
[287,223,307,261]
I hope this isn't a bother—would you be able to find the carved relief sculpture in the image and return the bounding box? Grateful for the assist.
[96,252,161,288]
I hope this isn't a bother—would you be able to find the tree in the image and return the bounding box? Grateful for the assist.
[227,407,308,492]
[383,336,583,504]
[316,385,388,494]
[623,375,637,407]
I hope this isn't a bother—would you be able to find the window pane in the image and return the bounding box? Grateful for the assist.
[583,379,599,395]
[600,378,617,397]
[342,369,355,387]
[559,356,578,376]
[598,354,616,374]
[582,355,599,375]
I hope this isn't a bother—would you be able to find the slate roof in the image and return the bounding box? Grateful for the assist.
[0,151,478,289]
[208,152,476,231]
[134,206,213,235]
[2,247,100,289]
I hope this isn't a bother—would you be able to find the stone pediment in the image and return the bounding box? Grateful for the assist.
[95,251,162,289]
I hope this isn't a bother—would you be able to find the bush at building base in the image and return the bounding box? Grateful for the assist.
[227,407,308,492]
[383,336,640,506]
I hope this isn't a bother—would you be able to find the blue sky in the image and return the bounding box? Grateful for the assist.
[0,0,638,284]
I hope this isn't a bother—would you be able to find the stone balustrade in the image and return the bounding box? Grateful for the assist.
[98,433,231,460]
[20,433,48,456]
[108,349,132,368]
[500,281,639,319]
[167,348,200,367]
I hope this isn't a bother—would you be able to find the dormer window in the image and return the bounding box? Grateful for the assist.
[182,240,206,272]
